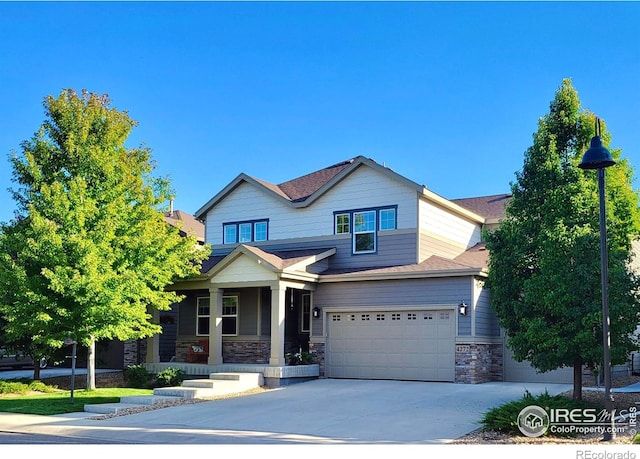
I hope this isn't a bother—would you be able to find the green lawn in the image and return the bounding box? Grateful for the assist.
[0,380,152,415]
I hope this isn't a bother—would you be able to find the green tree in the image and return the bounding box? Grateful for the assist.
[0,89,208,384]
[485,79,640,400]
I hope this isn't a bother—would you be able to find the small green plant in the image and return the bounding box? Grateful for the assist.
[0,379,58,395]
[633,433,640,444]
[286,351,314,365]
[124,364,153,389]
[154,367,186,387]
[481,390,598,437]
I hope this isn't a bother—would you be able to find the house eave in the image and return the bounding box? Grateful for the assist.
[421,188,486,224]
[318,267,488,283]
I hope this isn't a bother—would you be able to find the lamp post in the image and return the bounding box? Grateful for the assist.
[578,117,616,441]
[64,337,77,403]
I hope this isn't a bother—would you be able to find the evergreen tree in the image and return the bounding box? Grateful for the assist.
[486,79,640,400]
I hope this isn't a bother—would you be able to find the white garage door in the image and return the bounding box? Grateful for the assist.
[503,342,573,383]
[326,309,455,382]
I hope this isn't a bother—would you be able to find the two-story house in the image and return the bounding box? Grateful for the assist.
[147,155,576,385]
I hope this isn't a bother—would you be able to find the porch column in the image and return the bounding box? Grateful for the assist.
[146,308,160,363]
[208,287,223,365]
[269,283,287,366]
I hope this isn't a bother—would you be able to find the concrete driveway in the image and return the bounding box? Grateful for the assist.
[0,378,572,444]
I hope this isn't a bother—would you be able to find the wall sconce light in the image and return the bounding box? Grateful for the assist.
[459,302,468,316]
[312,307,320,318]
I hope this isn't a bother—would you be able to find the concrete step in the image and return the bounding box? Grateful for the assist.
[84,402,147,414]
[83,372,265,414]
[84,394,185,415]
[153,386,217,399]
[209,372,264,389]
[119,395,184,405]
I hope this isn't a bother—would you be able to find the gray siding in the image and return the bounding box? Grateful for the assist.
[177,290,209,336]
[474,282,500,337]
[213,231,418,272]
[314,276,473,336]
[235,288,259,335]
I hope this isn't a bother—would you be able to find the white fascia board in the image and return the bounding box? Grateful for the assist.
[421,188,486,224]
[318,267,488,283]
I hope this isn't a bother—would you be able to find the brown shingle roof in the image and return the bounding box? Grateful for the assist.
[276,159,355,202]
[451,194,511,220]
[164,209,205,243]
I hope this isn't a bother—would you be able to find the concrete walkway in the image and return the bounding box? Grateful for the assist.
[0,379,574,444]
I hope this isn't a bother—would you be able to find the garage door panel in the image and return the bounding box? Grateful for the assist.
[327,309,455,382]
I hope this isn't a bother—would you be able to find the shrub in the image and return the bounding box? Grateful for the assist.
[124,364,153,389]
[0,380,57,395]
[481,390,598,437]
[154,367,186,387]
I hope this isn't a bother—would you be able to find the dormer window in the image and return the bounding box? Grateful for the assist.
[334,206,397,254]
[223,219,269,244]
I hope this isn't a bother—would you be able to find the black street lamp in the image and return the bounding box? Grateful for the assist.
[64,337,77,403]
[578,117,616,441]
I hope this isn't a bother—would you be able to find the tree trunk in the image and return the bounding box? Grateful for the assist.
[33,361,41,381]
[572,358,583,400]
[86,338,96,390]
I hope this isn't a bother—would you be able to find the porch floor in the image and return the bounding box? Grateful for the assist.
[144,362,320,387]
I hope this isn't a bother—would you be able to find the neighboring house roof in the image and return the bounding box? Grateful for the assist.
[164,209,205,243]
[451,193,511,222]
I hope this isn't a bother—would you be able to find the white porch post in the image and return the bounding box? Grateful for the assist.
[146,308,160,363]
[269,282,287,366]
[208,287,223,365]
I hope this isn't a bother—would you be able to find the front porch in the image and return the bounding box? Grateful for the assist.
[145,362,320,388]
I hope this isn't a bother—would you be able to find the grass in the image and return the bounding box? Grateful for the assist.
[0,379,153,415]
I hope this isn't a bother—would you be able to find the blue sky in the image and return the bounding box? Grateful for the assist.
[1,1,639,224]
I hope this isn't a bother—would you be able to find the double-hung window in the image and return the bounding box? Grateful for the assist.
[196,297,210,336]
[300,293,311,332]
[353,210,377,253]
[223,219,269,244]
[334,206,397,254]
[222,296,238,336]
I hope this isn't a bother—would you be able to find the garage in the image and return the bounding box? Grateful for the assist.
[503,341,573,383]
[325,309,456,382]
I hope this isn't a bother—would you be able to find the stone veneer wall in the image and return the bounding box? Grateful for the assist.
[123,339,146,367]
[223,341,270,364]
[455,343,502,384]
[309,342,325,376]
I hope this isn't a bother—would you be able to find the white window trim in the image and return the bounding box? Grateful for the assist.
[196,296,210,336]
[300,293,311,333]
[353,210,377,254]
[222,295,239,336]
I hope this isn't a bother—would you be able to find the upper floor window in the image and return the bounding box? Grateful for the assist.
[334,206,397,254]
[353,210,376,253]
[335,213,350,234]
[223,219,269,244]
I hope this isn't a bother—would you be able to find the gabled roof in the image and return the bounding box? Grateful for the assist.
[451,194,511,222]
[164,209,205,243]
[202,245,336,276]
[194,156,424,218]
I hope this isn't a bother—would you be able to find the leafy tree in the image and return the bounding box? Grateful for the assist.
[0,89,208,384]
[485,79,640,400]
